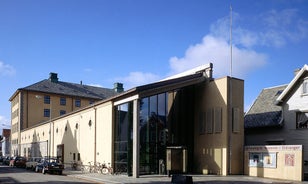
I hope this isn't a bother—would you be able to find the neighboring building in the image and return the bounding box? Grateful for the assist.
[14,63,244,177]
[1,129,11,156]
[245,64,308,172]
[245,85,287,145]
[9,72,121,156]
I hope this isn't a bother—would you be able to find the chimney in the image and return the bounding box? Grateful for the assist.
[49,72,58,83]
[114,82,124,93]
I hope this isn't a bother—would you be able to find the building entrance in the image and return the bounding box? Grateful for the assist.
[114,87,195,176]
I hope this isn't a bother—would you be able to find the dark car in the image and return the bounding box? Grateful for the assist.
[3,156,12,165]
[35,158,64,175]
[14,157,27,168]
[9,156,26,167]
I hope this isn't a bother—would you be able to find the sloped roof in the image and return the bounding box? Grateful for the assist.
[111,64,214,101]
[244,85,287,129]
[10,78,119,101]
[276,64,308,105]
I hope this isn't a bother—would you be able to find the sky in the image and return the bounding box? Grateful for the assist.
[0,0,308,133]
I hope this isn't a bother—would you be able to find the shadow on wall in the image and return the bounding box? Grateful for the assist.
[59,120,79,168]
[29,130,45,158]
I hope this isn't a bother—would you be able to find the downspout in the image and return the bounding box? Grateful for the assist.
[94,107,97,164]
[52,121,54,157]
[228,77,233,175]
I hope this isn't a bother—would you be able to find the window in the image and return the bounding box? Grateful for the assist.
[60,110,66,116]
[232,107,240,132]
[296,112,308,129]
[206,108,213,133]
[303,78,308,94]
[214,107,222,133]
[198,111,205,135]
[275,90,283,96]
[75,99,81,107]
[60,97,66,105]
[44,96,50,104]
[44,109,50,117]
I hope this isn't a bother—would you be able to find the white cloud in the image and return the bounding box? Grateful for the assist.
[168,8,308,78]
[169,35,267,78]
[0,61,15,76]
[259,9,308,47]
[114,8,307,87]
[0,115,10,129]
[115,72,160,90]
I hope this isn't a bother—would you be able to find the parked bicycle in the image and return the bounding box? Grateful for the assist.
[80,162,89,173]
[102,162,113,175]
[71,161,78,170]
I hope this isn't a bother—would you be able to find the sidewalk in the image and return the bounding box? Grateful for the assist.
[64,169,305,184]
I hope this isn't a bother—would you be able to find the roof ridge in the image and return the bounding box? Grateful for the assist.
[263,84,288,90]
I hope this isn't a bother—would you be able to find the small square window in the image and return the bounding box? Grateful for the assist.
[44,96,50,104]
[44,109,50,117]
[60,110,66,116]
[60,97,66,105]
[75,99,81,107]
[296,112,308,129]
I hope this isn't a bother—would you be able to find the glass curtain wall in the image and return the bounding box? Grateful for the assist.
[114,102,133,176]
[139,93,168,174]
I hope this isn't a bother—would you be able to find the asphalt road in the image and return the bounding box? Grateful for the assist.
[0,165,94,184]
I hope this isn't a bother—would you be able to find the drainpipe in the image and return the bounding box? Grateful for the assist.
[228,77,233,175]
[94,107,97,164]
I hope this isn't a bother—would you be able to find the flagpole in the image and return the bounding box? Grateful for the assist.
[230,5,233,77]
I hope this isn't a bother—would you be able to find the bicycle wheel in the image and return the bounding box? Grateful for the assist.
[102,168,108,174]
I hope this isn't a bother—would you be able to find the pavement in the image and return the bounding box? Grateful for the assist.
[63,169,307,184]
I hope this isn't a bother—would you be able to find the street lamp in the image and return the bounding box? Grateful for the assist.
[36,95,52,160]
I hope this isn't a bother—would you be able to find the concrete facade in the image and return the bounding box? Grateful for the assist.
[9,73,118,157]
[12,64,244,177]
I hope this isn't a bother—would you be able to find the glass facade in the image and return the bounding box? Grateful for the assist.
[114,102,133,175]
[139,93,168,174]
[114,92,169,175]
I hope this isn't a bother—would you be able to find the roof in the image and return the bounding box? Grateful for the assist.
[276,64,308,105]
[10,77,119,101]
[244,85,287,129]
[111,64,214,101]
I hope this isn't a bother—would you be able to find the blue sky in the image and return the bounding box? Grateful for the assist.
[0,0,308,132]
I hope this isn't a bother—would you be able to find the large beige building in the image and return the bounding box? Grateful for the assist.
[9,72,121,156]
[10,63,244,177]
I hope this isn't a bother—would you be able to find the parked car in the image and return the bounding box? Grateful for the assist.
[35,158,64,175]
[14,157,27,168]
[9,156,27,168]
[26,157,42,170]
[3,156,12,165]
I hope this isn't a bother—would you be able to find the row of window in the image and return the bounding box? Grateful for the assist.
[43,109,66,117]
[199,107,240,135]
[43,95,95,107]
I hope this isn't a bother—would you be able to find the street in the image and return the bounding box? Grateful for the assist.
[0,165,94,184]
